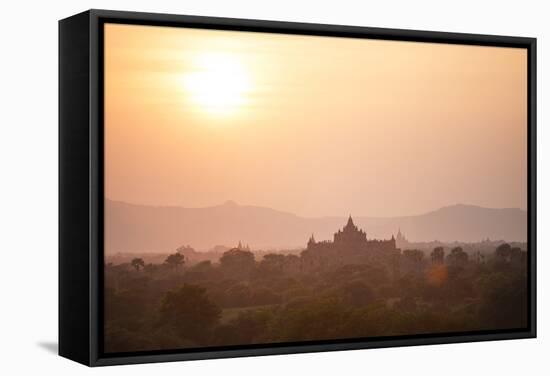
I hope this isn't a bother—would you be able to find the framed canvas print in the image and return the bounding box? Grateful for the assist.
[59,9,537,366]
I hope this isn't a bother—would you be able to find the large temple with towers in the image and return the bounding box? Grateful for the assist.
[301,216,399,269]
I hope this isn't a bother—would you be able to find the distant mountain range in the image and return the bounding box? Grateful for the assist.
[105,199,527,253]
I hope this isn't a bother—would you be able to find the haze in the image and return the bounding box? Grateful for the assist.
[104,23,527,217]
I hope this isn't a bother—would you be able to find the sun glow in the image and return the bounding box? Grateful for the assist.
[182,52,251,116]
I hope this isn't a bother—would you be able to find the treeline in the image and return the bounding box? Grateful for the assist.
[104,243,528,353]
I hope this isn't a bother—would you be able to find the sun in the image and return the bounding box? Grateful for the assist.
[182,52,251,116]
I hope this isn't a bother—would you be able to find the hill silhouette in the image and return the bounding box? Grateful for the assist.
[105,200,527,253]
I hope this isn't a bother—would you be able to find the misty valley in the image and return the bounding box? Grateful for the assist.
[104,216,528,353]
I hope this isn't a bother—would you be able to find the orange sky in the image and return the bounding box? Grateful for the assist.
[104,23,527,217]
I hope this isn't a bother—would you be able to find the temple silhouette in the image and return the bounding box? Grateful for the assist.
[301,216,399,269]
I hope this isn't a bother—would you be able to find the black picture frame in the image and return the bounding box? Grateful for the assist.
[59,9,537,367]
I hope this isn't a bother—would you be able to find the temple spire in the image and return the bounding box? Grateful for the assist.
[307,233,316,247]
[347,215,354,227]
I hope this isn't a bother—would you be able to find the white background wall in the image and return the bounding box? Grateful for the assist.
[0,0,547,374]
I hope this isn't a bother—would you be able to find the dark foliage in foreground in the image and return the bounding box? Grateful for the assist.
[104,244,527,353]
